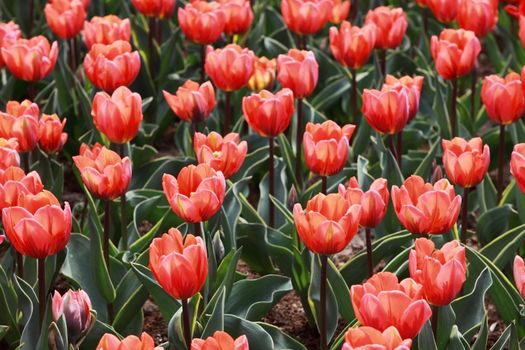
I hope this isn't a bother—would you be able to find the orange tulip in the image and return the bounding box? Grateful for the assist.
[205,44,255,91]
[38,114,67,155]
[342,326,412,350]
[384,75,424,121]
[242,88,295,137]
[427,0,458,22]
[0,100,40,153]
[0,22,21,68]
[17,190,60,215]
[84,40,140,93]
[163,163,225,223]
[392,175,461,235]
[0,138,19,170]
[194,132,247,179]
[510,143,525,194]
[52,289,93,344]
[178,1,225,45]
[442,137,490,188]
[1,36,58,82]
[4,99,39,119]
[457,0,498,38]
[281,0,332,35]
[364,7,407,50]
[409,238,467,306]
[293,193,361,255]
[303,120,355,176]
[82,15,131,49]
[73,143,132,200]
[350,272,432,339]
[2,200,71,259]
[163,80,216,123]
[339,177,389,228]
[248,56,277,92]
[329,0,351,24]
[192,331,249,350]
[96,332,162,350]
[514,255,525,298]
[131,0,176,19]
[329,21,376,69]
[50,0,90,9]
[481,72,525,125]
[520,16,525,49]
[430,29,481,80]
[218,0,254,35]
[0,167,44,210]
[362,86,410,135]
[92,86,143,144]
[149,228,208,300]
[277,49,318,99]
[44,0,86,39]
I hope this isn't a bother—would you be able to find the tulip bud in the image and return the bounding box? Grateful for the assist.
[163,80,216,124]
[342,326,412,350]
[248,56,276,92]
[0,100,40,153]
[384,75,424,121]
[277,49,319,99]
[191,331,249,350]
[0,138,20,170]
[218,0,254,35]
[427,0,458,22]
[457,0,498,38]
[131,0,176,19]
[97,332,161,350]
[44,0,86,39]
[82,15,131,49]
[442,137,490,188]
[329,0,351,24]
[193,132,247,179]
[52,289,93,344]
[481,72,525,125]
[205,44,255,92]
[0,22,21,69]
[281,0,332,35]
[362,86,410,135]
[510,144,525,194]
[329,21,376,69]
[38,114,67,155]
[364,6,407,50]
[178,1,226,45]
[514,255,525,299]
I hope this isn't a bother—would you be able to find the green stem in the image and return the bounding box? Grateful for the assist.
[296,98,304,189]
[38,258,46,328]
[269,137,275,228]
[118,144,128,250]
[498,124,505,202]
[321,176,327,194]
[320,255,328,350]
[461,187,470,244]
[182,299,192,350]
[450,79,458,137]
[365,228,373,277]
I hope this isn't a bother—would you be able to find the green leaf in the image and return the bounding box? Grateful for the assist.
[490,322,520,350]
[417,322,437,350]
[436,305,456,350]
[258,323,308,350]
[223,315,274,350]
[471,314,489,350]
[478,174,498,213]
[202,287,225,338]
[111,270,149,334]
[476,205,520,246]
[414,138,440,179]
[479,224,525,269]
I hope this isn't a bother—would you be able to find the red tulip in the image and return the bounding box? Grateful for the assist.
[205,44,255,91]
[520,16,525,49]
[0,235,4,245]
[0,167,44,210]
[50,0,90,9]
[163,80,216,123]
[192,331,249,350]
[218,0,253,35]
[303,120,355,176]
[362,86,410,135]
[0,138,20,170]
[163,163,225,223]
[1,36,58,82]
[384,75,424,121]
[2,200,71,259]
[510,143,525,194]
[329,0,351,24]
[149,228,208,300]
[4,99,39,119]
[178,1,225,45]
[339,177,389,228]
[427,0,458,22]
[329,21,376,69]
[293,193,361,255]
[457,0,498,38]
[514,255,525,298]
[430,29,481,80]
[277,49,318,99]
[17,190,60,214]
[281,0,332,35]
[248,56,277,92]
[342,326,412,350]
[409,238,467,306]
[0,22,21,68]
[73,143,131,200]
[364,7,407,50]
[82,15,131,49]
[392,175,461,235]
[97,332,161,350]
[242,88,295,137]
[350,272,432,339]
[0,100,40,153]
[84,40,140,93]
[45,0,86,39]
[131,0,176,19]
[194,132,247,179]
[442,137,490,188]
[481,72,525,125]
[38,114,67,155]
[92,86,143,144]
[52,289,93,344]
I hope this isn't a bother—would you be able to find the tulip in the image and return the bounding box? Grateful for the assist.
[520,16,525,49]
[82,15,132,49]
[329,0,351,24]
[0,22,21,68]
[96,332,161,350]
[1,36,58,82]
[44,0,86,39]
[92,86,143,144]
[510,143,525,195]
[514,255,525,298]
[218,0,254,35]
[192,331,249,350]
[38,114,67,155]
[392,176,461,235]
[248,56,277,92]
[52,289,93,344]
[350,272,432,339]
[457,0,498,38]
[426,0,458,22]
[362,86,410,136]
[409,238,467,306]
[163,80,216,126]
[0,109,40,154]
[442,137,489,189]
[194,132,247,179]
[342,326,412,350]
[73,143,132,201]
[178,1,225,45]
[365,7,407,50]
[384,75,424,121]
[131,0,176,19]
[49,0,90,9]
[17,190,60,214]
[277,49,318,99]
[5,99,39,118]
[0,138,20,170]
[0,235,4,245]
[84,40,141,93]
[0,167,44,210]
[281,0,332,35]
[163,163,225,224]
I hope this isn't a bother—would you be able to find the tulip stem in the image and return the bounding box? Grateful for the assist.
[68,38,77,73]
[431,305,439,336]
[16,252,23,278]
[28,0,34,36]
[224,92,232,134]
[396,131,403,169]
[181,299,192,350]
[296,98,304,189]
[350,68,358,125]
[269,137,275,228]
[319,254,328,350]
[148,17,157,79]
[118,144,128,250]
[38,258,46,329]
[194,222,202,237]
[388,134,398,163]
[461,187,470,244]
[79,196,88,230]
[450,78,458,137]
[321,176,327,194]
[422,9,429,37]
[103,200,114,322]
[470,63,477,122]
[380,50,386,78]
[365,228,374,277]
[498,124,505,203]
[200,45,206,83]
[22,152,30,173]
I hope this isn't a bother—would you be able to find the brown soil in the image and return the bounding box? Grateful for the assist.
[143,300,169,345]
